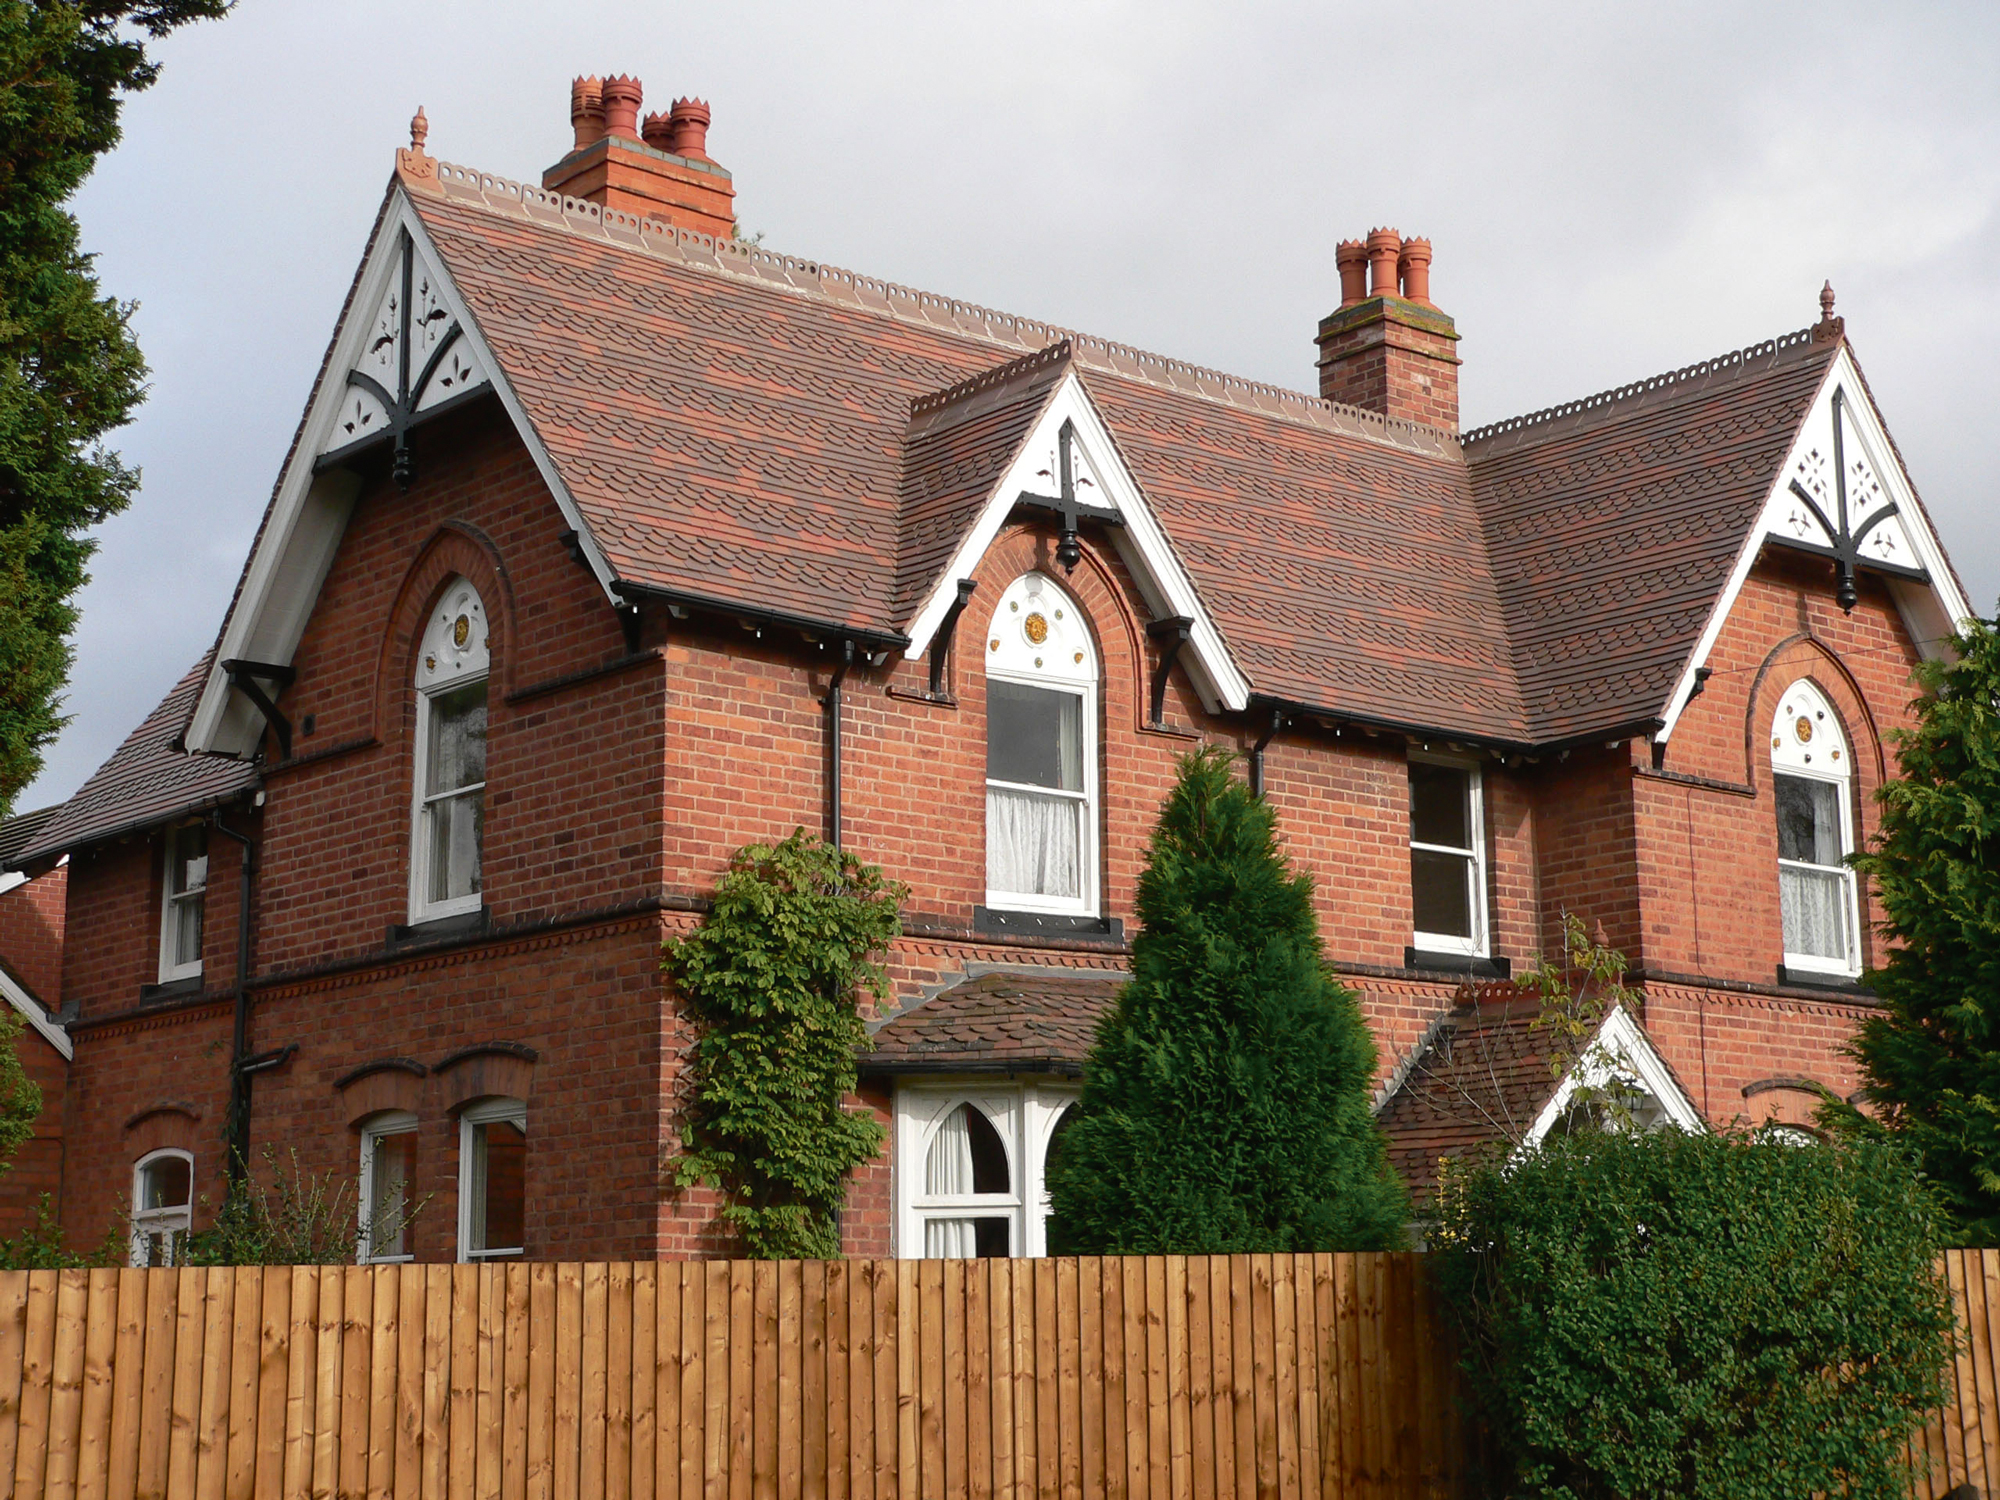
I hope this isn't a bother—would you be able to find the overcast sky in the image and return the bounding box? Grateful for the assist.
[20,0,2000,810]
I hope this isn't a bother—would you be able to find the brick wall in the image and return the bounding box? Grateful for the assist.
[0,863,65,1006]
[0,1026,67,1241]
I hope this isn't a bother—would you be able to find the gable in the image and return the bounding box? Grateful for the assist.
[1654,344,1973,743]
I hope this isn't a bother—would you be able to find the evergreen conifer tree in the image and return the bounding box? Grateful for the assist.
[1830,612,2000,1243]
[1045,747,1407,1253]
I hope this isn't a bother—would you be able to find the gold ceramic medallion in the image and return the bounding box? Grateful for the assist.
[453,614,472,650]
[1795,716,1814,744]
[1024,613,1050,645]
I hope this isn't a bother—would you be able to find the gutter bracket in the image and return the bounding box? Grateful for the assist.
[1146,616,1197,728]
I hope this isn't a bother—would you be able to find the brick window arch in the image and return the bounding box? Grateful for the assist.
[983,572,1099,916]
[1771,679,1862,978]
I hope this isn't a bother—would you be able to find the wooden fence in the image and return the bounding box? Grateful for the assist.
[0,1250,1995,1500]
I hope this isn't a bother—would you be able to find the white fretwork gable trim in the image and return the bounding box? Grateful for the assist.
[1655,345,1973,744]
[902,371,1252,715]
[1523,1005,1704,1147]
[185,187,624,758]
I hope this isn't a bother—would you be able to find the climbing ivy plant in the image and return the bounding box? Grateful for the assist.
[667,831,904,1259]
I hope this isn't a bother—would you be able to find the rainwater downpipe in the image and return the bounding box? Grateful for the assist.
[823,640,855,849]
[1249,707,1287,799]
[208,807,257,1187]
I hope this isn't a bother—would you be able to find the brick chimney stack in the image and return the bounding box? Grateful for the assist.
[543,74,736,240]
[1315,229,1461,431]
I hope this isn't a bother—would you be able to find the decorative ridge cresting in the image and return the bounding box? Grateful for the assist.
[910,340,1072,419]
[1462,328,1818,447]
[422,161,1463,459]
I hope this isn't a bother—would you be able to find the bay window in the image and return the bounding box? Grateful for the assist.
[897,1084,1079,1258]
[1771,682,1861,977]
[410,579,489,923]
[985,573,1098,915]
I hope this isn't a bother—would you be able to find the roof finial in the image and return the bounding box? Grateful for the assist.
[395,105,440,193]
[1812,278,1844,344]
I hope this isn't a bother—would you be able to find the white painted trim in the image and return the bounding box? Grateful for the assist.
[0,963,70,1062]
[902,373,1251,715]
[186,187,625,757]
[893,1082,1079,1259]
[457,1095,527,1263]
[1522,1006,1706,1146]
[1770,680,1863,978]
[357,1110,418,1265]
[1655,347,1975,744]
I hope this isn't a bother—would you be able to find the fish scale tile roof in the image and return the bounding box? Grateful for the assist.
[402,170,1842,749]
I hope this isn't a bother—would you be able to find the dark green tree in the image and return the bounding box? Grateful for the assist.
[1823,612,2000,1243]
[668,831,903,1259]
[1045,747,1407,1253]
[0,0,228,818]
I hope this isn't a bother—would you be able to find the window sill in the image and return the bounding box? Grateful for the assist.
[1775,964,1869,995]
[1404,948,1510,980]
[387,907,490,951]
[974,907,1125,944]
[138,975,204,1007]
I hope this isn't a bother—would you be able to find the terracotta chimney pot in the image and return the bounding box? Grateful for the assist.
[1336,240,1369,307]
[1366,228,1402,300]
[641,111,672,151]
[1398,237,1434,307]
[570,76,605,150]
[601,75,644,142]
[665,99,712,161]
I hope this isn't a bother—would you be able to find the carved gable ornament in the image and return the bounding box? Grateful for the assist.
[318,228,489,483]
[1769,381,1924,610]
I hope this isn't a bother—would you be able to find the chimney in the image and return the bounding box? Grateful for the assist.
[1314,228,1461,431]
[543,73,736,240]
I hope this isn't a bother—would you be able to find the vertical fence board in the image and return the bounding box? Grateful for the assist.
[779,1260,803,1500]
[1977,1253,2000,1497]
[942,1259,964,1500]
[250,1267,290,1500]
[1291,1260,1318,1500]
[1077,1260,1104,1500]
[701,1261,729,1500]
[526,1264,555,1500]
[608,1263,633,1500]
[15,1270,60,1500]
[500,1264,529,1500]
[449,1265,479,1500]
[281,1268,318,1500]
[803,1260,827,1500]
[44,1268,90,1500]
[311,1267,343,1500]
[731,1262,757,1500]
[554,1263,585,1500]
[1056,1257,1081,1500]
[396,1265,429,1500]
[107,1268,149,1500]
[338,1266,373,1500]
[580,1262,609,1500]
[1097,1258,1124,1500]
[0,1271,26,1491]
[629,1262,655,1500]
[916,1260,943,1500]
[1204,1258,1232,1500]
[76,1268,121,1500]
[825,1261,851,1500]
[984,1262,1014,1500]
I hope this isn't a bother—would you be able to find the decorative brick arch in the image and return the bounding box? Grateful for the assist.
[122,1102,200,1162]
[436,1043,537,1113]
[334,1057,427,1128]
[369,521,517,743]
[1741,1076,1833,1133]
[1740,633,1889,799]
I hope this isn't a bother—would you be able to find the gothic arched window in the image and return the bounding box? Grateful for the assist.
[410,578,489,923]
[1770,680,1861,977]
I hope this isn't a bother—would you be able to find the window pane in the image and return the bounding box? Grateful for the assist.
[472,1118,525,1255]
[427,790,485,904]
[1412,848,1474,939]
[141,1156,191,1211]
[368,1131,416,1259]
[172,893,204,970]
[923,1217,1011,1258]
[986,787,1082,899]
[987,680,1083,791]
[1409,763,1471,849]
[427,681,488,797]
[172,827,208,894]
[1775,774,1842,866]
[1781,865,1849,962]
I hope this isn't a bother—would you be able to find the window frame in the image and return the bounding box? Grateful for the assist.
[456,1096,526,1263]
[358,1110,419,1265]
[157,822,208,983]
[408,582,490,926]
[1407,753,1489,959]
[129,1148,194,1267]
[895,1082,1079,1259]
[1770,681,1863,979]
[983,573,1100,919]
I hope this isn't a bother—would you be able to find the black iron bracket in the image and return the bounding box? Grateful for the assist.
[1146,616,1196,727]
[1015,418,1121,572]
[221,659,298,761]
[929,579,978,698]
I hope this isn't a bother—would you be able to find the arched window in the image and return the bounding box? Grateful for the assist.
[984,573,1098,915]
[130,1148,193,1267]
[410,579,489,924]
[1770,680,1861,977]
[458,1096,526,1261]
[358,1110,418,1264]
[897,1085,1078,1258]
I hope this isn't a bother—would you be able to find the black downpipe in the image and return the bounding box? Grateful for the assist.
[208,811,257,1187]
[1249,708,1287,799]
[823,641,855,848]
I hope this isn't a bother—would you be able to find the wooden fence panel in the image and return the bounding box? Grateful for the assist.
[13,1250,2000,1499]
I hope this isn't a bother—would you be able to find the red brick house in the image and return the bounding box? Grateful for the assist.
[5,75,1975,1263]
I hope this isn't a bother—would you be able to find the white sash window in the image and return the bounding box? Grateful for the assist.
[458,1097,526,1262]
[158,824,208,982]
[410,580,489,923]
[1408,756,1487,957]
[358,1111,418,1263]
[984,574,1098,916]
[1771,682,1861,977]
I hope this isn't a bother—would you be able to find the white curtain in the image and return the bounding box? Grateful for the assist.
[986,788,1081,898]
[1781,866,1848,961]
[924,1107,979,1257]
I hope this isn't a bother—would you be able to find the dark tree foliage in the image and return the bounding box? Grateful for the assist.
[1434,1129,1955,1500]
[0,0,227,818]
[1045,747,1407,1254]
[1824,612,2000,1243]
[668,831,903,1259]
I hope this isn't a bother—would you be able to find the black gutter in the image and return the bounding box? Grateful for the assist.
[1246,693,1666,762]
[206,811,257,1187]
[619,580,908,656]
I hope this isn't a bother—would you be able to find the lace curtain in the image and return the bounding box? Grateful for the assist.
[1781,865,1848,962]
[986,788,1082,899]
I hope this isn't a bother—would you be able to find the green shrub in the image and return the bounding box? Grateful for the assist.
[668,830,903,1259]
[0,1194,117,1269]
[1434,1127,1955,1500]
[1045,747,1407,1254]
[181,1148,419,1266]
